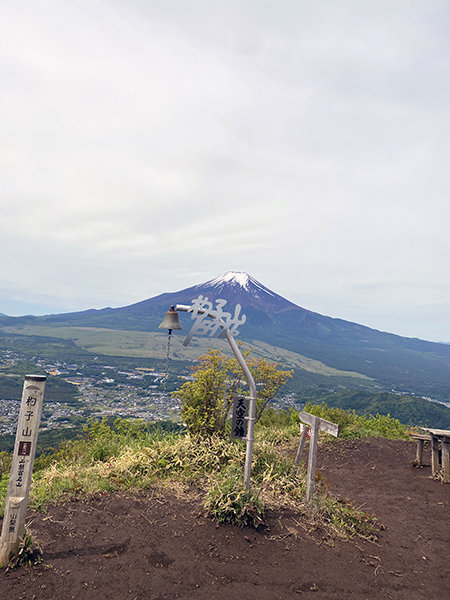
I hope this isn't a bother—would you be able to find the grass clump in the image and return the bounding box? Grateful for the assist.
[28,420,246,511]
[315,496,378,540]
[252,442,307,502]
[205,465,265,528]
[3,533,42,570]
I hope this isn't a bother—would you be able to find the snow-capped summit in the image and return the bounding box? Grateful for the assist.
[203,272,274,297]
[206,271,253,290]
[185,271,298,313]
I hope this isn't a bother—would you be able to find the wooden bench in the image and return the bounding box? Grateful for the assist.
[420,428,450,483]
[411,433,432,466]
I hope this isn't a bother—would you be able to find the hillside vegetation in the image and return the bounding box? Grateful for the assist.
[1,406,410,543]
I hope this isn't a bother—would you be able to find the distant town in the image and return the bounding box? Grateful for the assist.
[0,349,297,437]
[0,349,184,436]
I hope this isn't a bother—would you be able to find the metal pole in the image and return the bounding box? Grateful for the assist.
[223,329,256,489]
[175,304,257,489]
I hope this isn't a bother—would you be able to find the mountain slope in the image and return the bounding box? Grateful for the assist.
[1,272,450,399]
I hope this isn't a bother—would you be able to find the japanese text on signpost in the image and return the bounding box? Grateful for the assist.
[0,375,46,565]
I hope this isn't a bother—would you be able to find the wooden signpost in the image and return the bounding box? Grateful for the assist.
[295,411,339,501]
[0,375,46,565]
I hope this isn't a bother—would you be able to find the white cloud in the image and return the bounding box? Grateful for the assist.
[0,1,449,341]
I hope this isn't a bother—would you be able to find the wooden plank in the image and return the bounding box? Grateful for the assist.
[298,411,339,437]
[421,427,450,437]
[306,417,320,502]
[411,433,432,441]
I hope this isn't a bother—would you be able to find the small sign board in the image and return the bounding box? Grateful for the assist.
[231,395,249,439]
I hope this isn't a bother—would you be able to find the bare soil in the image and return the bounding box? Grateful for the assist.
[1,437,449,599]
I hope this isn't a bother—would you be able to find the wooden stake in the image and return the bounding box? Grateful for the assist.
[442,442,450,484]
[0,375,46,565]
[306,417,320,501]
[431,436,440,477]
[416,438,425,466]
[294,425,310,466]
[297,411,339,502]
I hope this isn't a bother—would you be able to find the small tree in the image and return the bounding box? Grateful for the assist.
[174,349,292,436]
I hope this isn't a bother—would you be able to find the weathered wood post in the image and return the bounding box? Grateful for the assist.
[431,435,440,476]
[416,437,425,466]
[306,416,321,502]
[442,441,450,483]
[421,427,450,483]
[296,411,339,502]
[0,375,46,565]
[294,424,310,466]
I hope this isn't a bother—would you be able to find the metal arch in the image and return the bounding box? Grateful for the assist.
[175,304,257,489]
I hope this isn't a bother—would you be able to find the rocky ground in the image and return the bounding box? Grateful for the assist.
[1,437,449,599]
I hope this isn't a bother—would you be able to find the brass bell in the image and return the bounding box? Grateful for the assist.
[158,305,182,333]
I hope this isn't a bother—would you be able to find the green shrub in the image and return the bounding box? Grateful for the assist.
[303,402,408,439]
[174,349,292,435]
[257,407,299,428]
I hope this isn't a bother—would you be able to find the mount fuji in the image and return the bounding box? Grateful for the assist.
[2,271,450,400]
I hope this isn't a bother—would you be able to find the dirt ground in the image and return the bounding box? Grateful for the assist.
[1,437,449,600]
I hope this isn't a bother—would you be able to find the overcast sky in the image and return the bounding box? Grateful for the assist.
[1,1,449,342]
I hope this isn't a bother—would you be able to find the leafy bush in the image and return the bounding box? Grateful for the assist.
[257,407,299,427]
[174,349,292,435]
[303,402,408,439]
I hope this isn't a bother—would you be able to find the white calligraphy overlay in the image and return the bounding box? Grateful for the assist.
[183,296,246,347]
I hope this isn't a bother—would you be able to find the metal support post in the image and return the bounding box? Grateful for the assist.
[175,304,257,489]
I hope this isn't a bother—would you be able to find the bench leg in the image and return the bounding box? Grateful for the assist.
[416,439,425,466]
[431,436,440,476]
[442,442,450,484]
